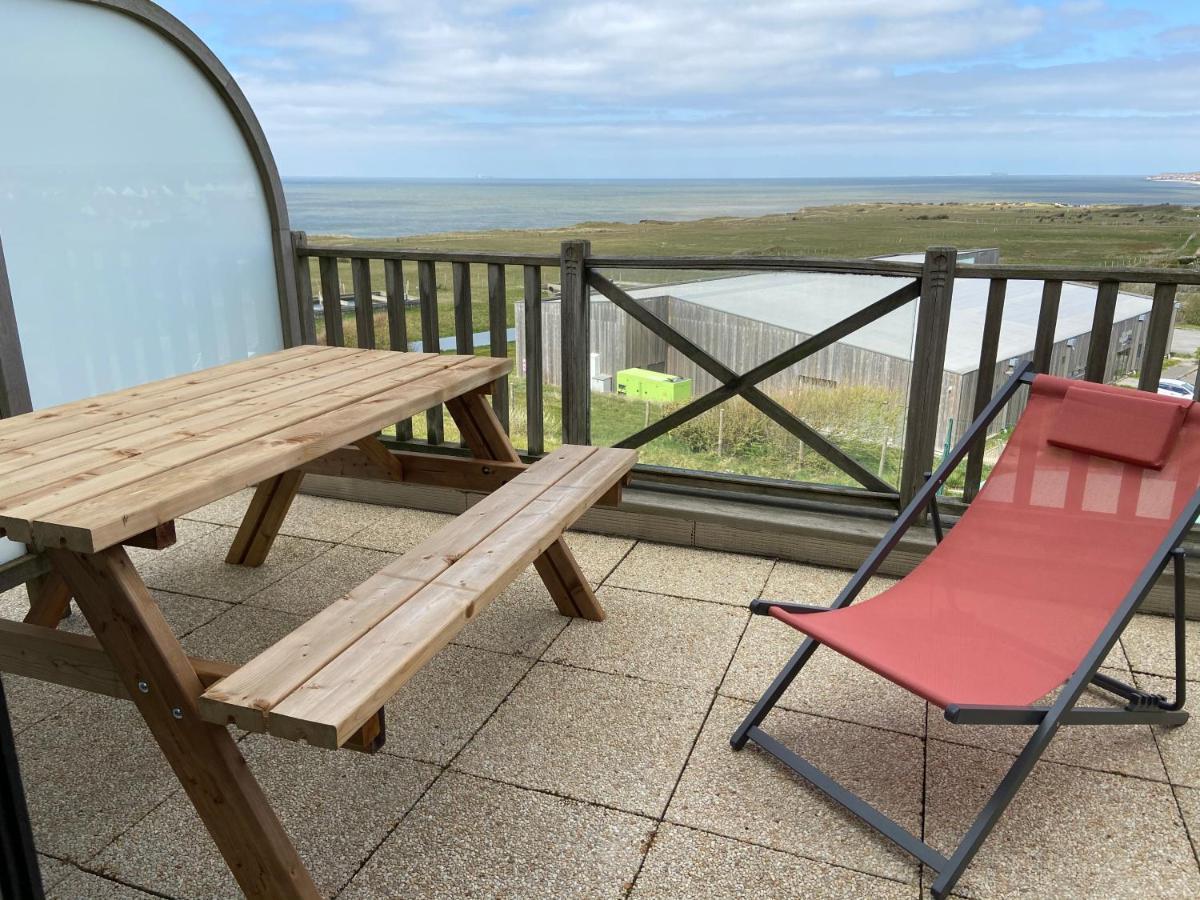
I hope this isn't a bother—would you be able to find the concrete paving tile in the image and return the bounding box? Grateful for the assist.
[544,587,747,689]
[138,526,332,602]
[1132,673,1200,789]
[95,735,437,899]
[36,854,76,891]
[454,662,710,817]
[605,542,774,605]
[630,823,916,900]
[181,489,253,526]
[247,543,395,618]
[1175,786,1200,862]
[666,697,922,883]
[274,492,397,543]
[0,583,28,620]
[1,674,87,734]
[343,772,652,900]
[1121,612,1200,680]
[451,569,570,659]
[181,603,307,665]
[342,506,456,553]
[123,518,221,567]
[381,644,533,765]
[48,870,158,899]
[15,694,179,862]
[563,529,636,586]
[6,585,230,644]
[720,613,926,736]
[927,669,1168,782]
[923,738,1200,899]
[762,560,897,605]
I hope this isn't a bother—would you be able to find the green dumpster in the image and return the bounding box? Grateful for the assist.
[616,368,692,403]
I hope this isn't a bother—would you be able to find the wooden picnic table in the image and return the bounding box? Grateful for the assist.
[0,345,636,898]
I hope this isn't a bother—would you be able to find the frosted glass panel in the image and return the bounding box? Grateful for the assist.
[0,0,286,562]
[0,0,284,411]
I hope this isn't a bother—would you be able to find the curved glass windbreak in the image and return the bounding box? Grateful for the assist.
[0,0,285,561]
[0,0,283,410]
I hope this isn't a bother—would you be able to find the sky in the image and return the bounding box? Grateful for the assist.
[159,0,1200,179]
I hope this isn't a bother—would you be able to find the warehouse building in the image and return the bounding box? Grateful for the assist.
[515,251,1164,444]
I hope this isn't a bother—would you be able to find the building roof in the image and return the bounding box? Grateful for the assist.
[614,268,1154,376]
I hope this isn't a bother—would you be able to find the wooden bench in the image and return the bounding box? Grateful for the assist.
[198,444,636,750]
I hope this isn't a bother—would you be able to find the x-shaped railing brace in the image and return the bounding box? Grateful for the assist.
[586,271,922,494]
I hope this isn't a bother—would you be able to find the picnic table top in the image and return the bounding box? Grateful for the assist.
[0,345,510,554]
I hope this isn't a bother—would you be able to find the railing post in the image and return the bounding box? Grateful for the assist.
[899,247,957,510]
[560,239,591,445]
[290,231,317,346]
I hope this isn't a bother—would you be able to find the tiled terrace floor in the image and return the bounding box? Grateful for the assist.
[4,492,1200,899]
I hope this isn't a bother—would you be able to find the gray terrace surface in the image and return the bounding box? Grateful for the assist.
[3,494,1199,899]
[605,269,1154,374]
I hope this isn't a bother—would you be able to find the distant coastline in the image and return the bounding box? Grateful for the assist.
[1147,172,1200,186]
[283,175,1200,238]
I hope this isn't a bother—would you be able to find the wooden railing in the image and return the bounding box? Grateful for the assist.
[291,235,1200,515]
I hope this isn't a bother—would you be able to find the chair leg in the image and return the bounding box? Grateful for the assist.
[929,716,1062,898]
[731,637,821,750]
[1164,548,1188,712]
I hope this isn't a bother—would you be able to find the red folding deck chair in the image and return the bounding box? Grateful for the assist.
[733,363,1199,898]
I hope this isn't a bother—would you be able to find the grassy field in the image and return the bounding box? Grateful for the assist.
[311,200,1200,345]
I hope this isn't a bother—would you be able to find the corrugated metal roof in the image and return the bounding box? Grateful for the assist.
[614,269,1154,375]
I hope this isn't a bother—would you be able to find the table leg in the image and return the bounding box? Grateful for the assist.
[226,470,304,567]
[49,547,319,900]
[446,392,605,621]
[23,571,71,628]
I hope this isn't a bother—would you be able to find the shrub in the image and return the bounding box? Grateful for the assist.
[673,398,771,455]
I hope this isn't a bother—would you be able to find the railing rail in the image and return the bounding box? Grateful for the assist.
[290,237,1196,517]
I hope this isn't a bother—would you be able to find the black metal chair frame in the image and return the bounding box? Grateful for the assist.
[732,363,1194,899]
[1,674,44,900]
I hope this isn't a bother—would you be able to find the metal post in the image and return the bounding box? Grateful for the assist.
[560,240,591,445]
[898,247,957,509]
[0,235,32,419]
[0,675,44,900]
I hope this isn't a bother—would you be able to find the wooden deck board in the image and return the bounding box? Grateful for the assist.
[0,349,511,552]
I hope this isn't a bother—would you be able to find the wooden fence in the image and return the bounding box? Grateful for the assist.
[287,238,1199,514]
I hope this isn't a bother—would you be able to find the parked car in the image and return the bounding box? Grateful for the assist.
[1158,378,1195,399]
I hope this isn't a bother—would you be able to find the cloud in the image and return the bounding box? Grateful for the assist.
[159,0,1200,176]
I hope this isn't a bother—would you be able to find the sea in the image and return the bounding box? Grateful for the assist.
[282,175,1200,238]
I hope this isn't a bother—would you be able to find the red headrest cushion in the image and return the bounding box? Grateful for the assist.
[1047,384,1189,469]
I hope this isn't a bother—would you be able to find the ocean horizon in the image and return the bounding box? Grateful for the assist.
[281,175,1200,238]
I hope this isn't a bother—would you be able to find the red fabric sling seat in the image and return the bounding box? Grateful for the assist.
[771,375,1200,709]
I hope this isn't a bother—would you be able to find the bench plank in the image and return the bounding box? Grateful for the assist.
[198,446,600,732]
[200,446,636,747]
[254,447,635,748]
